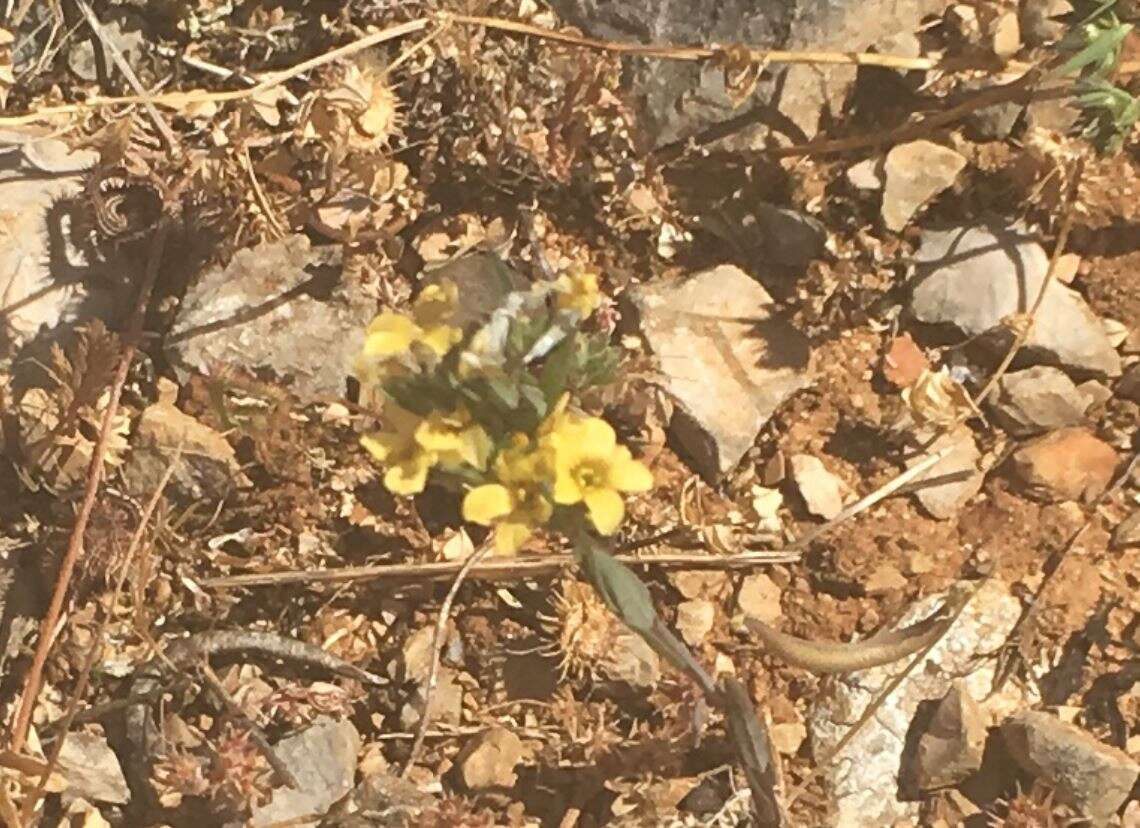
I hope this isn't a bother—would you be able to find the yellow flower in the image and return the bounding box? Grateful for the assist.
[360,404,434,495]
[553,270,601,318]
[356,281,462,382]
[544,414,653,535]
[361,403,491,495]
[415,407,492,471]
[463,435,554,554]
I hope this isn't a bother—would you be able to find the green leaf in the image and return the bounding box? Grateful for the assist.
[1056,21,1131,78]
[538,336,577,403]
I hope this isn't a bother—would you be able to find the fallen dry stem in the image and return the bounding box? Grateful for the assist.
[22,455,179,822]
[7,13,1134,129]
[401,541,494,777]
[200,547,799,591]
[74,0,179,156]
[7,222,170,753]
[790,445,954,551]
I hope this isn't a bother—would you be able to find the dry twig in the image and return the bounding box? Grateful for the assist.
[201,546,799,591]
[401,541,494,777]
[73,0,179,157]
[8,221,171,753]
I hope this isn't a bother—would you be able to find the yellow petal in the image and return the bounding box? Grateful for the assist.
[494,522,532,555]
[462,484,513,525]
[384,454,432,494]
[552,463,584,504]
[419,324,461,357]
[583,488,625,535]
[609,447,654,492]
[362,313,420,356]
[360,433,391,463]
[576,417,617,456]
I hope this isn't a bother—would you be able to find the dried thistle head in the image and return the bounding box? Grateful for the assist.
[302,61,403,152]
[986,782,1064,828]
[541,577,660,687]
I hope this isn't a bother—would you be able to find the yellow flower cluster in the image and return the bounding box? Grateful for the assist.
[462,400,652,554]
[552,270,602,318]
[361,404,491,495]
[356,281,462,384]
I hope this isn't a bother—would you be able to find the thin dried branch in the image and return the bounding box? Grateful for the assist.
[200,546,799,591]
[6,13,1132,129]
[401,542,494,777]
[8,221,171,753]
[73,0,179,157]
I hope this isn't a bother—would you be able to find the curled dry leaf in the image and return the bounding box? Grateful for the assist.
[901,368,978,427]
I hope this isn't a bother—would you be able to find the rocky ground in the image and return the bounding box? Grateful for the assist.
[1,0,1139,825]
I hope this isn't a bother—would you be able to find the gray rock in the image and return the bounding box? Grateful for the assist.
[169,235,373,403]
[68,12,145,82]
[1112,510,1140,549]
[912,682,987,791]
[1076,379,1113,409]
[964,80,1025,141]
[56,732,130,805]
[632,264,811,479]
[547,0,941,148]
[1010,427,1118,503]
[1020,0,1074,46]
[847,158,884,191]
[1001,710,1139,823]
[602,631,662,687]
[991,366,1090,435]
[882,141,967,231]
[810,580,1022,827]
[753,202,826,269]
[421,251,527,331]
[910,224,1122,377]
[251,718,361,827]
[1117,363,1140,402]
[907,427,983,519]
[790,454,846,520]
[340,771,437,827]
[123,390,246,502]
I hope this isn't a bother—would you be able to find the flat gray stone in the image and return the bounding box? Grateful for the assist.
[907,427,983,519]
[56,732,130,805]
[251,718,361,827]
[882,141,966,231]
[753,202,826,269]
[632,264,811,479]
[1001,710,1139,823]
[991,366,1090,435]
[169,235,373,403]
[912,681,986,791]
[910,224,1122,377]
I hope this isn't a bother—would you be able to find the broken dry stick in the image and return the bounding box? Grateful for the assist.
[744,582,975,674]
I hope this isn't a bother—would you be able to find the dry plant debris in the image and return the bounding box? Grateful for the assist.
[0,0,1138,825]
